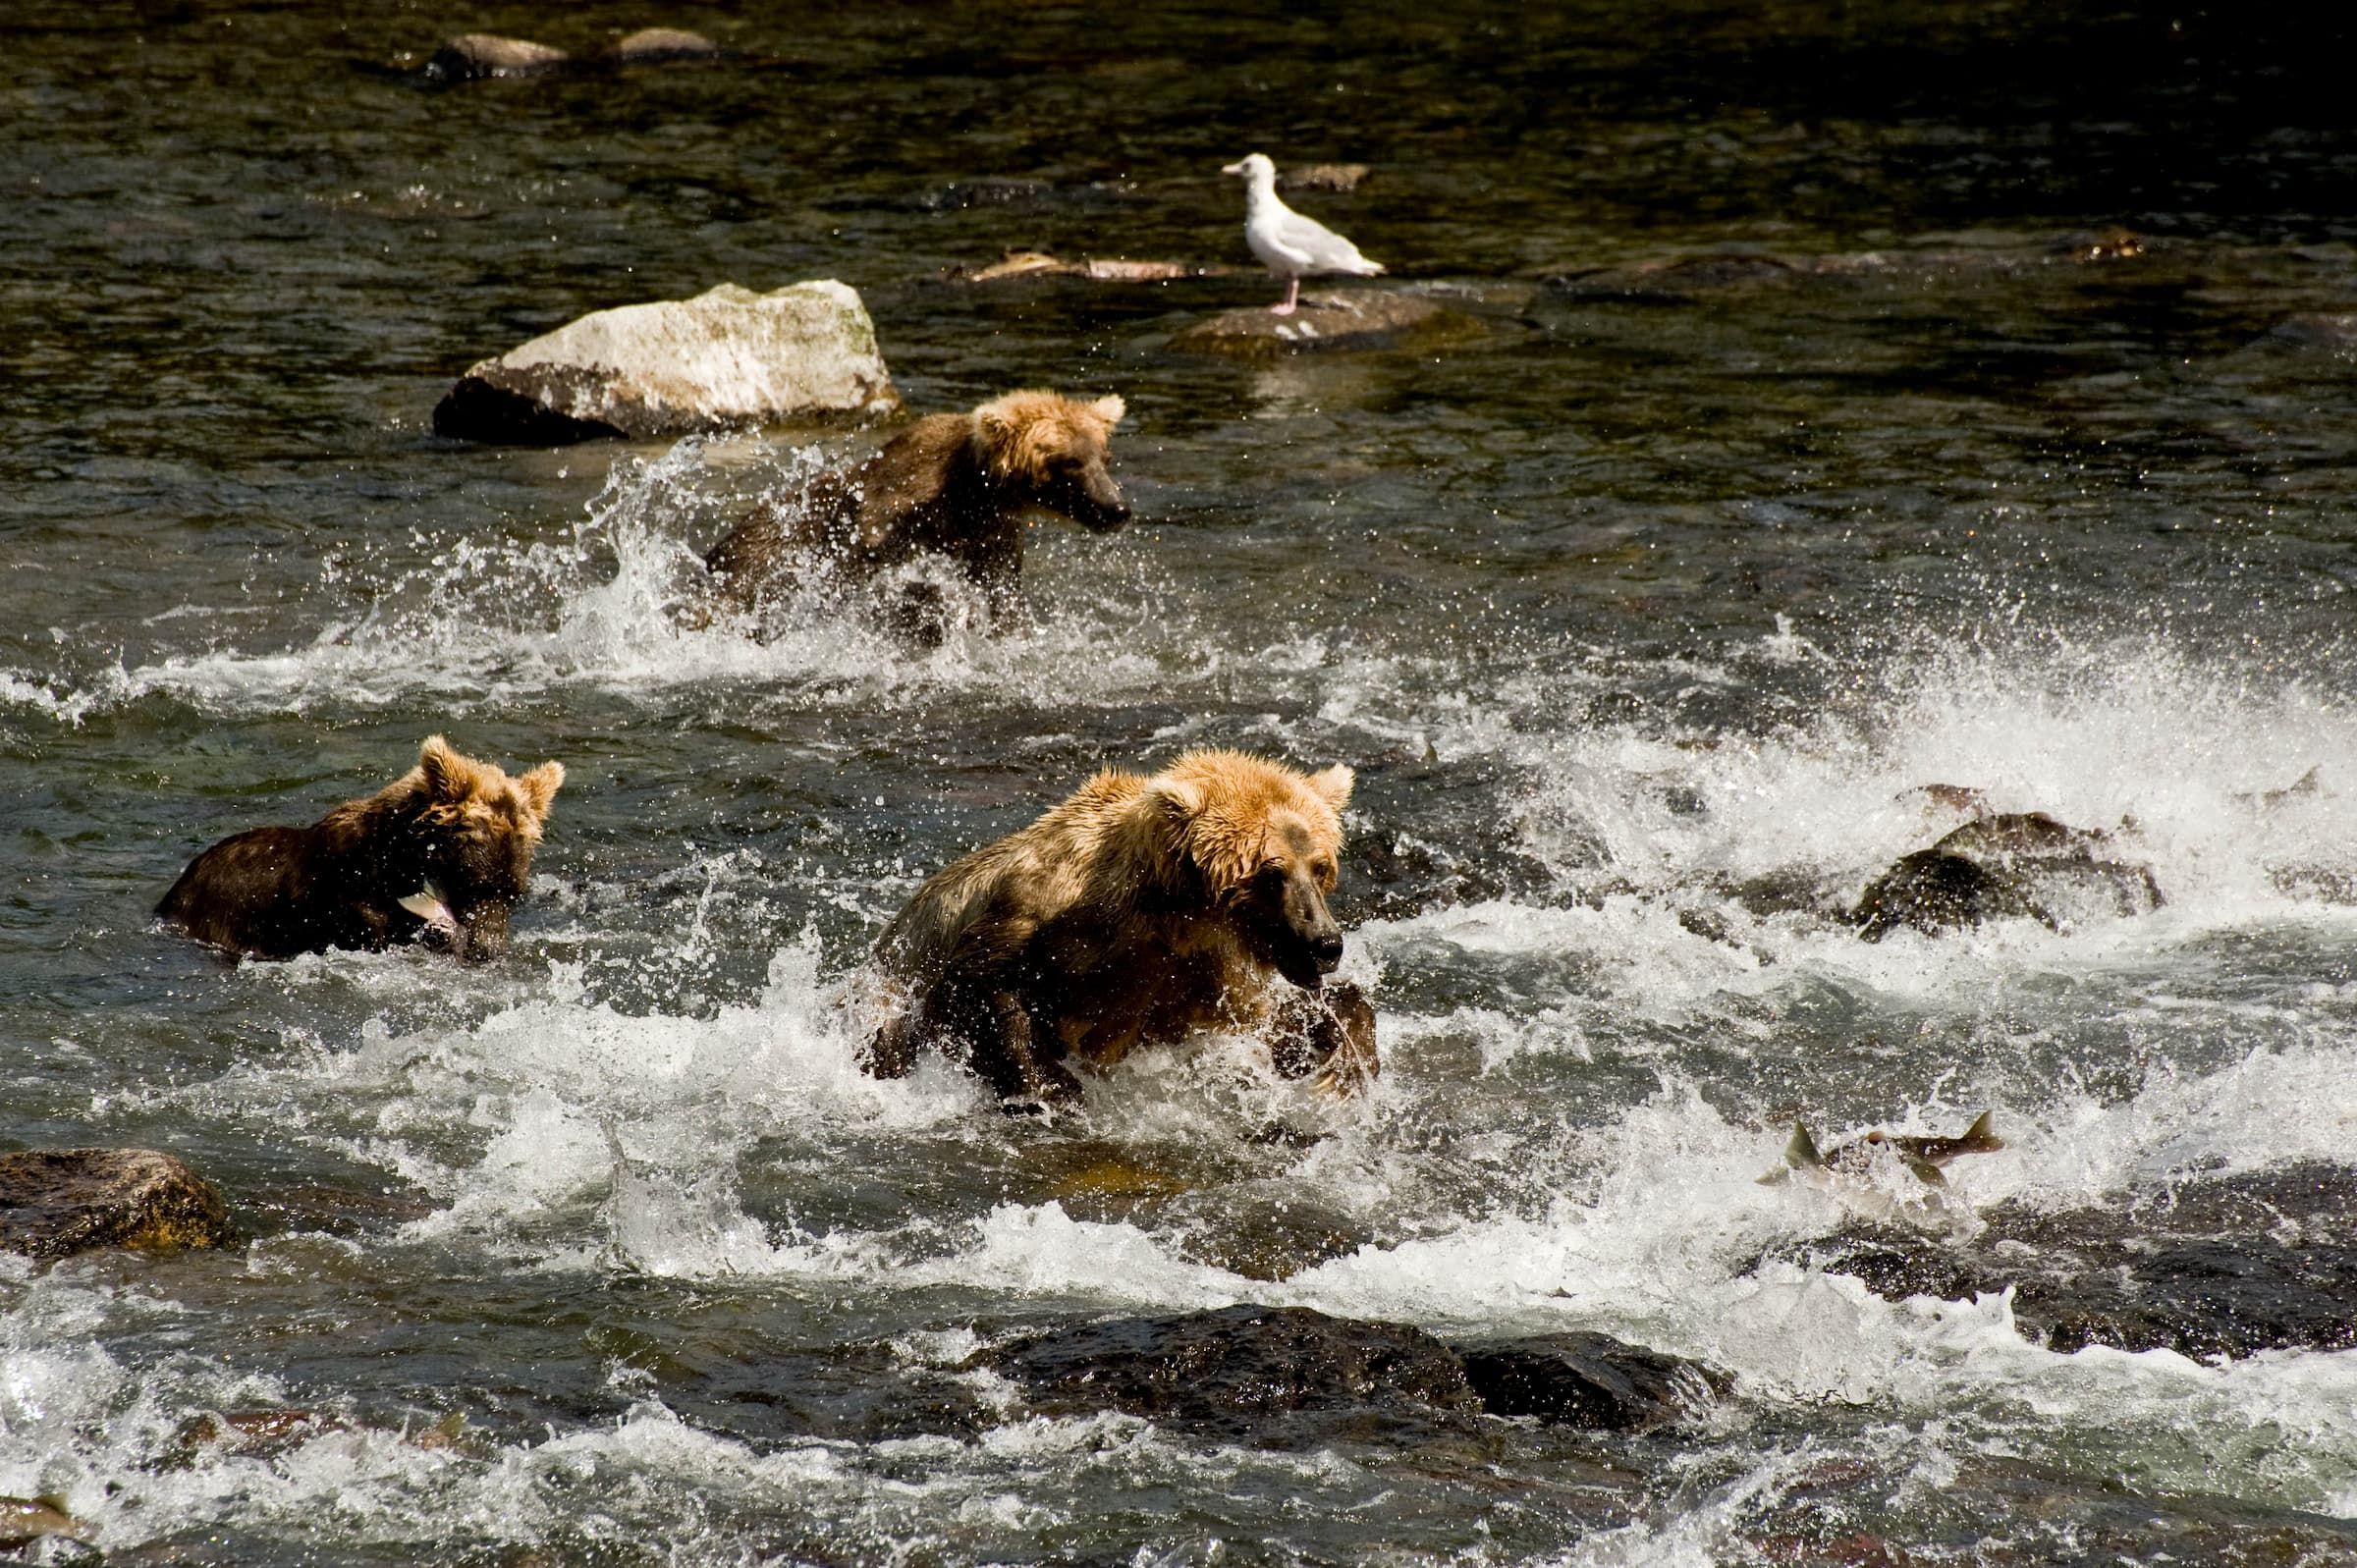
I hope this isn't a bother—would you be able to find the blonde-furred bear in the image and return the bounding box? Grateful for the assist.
[156,735,564,962]
[703,389,1128,639]
[865,749,1377,1108]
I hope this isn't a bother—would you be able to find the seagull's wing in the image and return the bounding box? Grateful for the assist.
[1271,207,1373,270]
[1254,226,1321,270]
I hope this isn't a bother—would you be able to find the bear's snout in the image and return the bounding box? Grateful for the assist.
[454,900,514,963]
[1076,469,1130,531]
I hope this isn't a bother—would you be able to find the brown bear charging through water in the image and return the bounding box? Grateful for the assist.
[701,389,1129,641]
[863,750,1378,1110]
[156,736,564,962]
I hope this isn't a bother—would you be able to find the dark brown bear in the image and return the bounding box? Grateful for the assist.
[863,749,1377,1110]
[156,736,564,962]
[701,389,1128,639]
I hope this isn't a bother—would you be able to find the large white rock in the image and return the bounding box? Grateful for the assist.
[434,280,900,444]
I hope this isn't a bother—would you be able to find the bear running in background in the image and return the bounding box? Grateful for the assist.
[701,389,1129,643]
[863,749,1378,1110]
[156,735,564,963]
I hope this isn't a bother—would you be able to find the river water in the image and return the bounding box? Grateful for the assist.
[7,3,2357,1563]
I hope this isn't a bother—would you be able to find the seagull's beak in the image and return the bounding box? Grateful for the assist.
[1221,160,1246,176]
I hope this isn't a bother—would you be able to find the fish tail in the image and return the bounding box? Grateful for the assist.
[1782,1123,1824,1169]
[1955,1110,2003,1152]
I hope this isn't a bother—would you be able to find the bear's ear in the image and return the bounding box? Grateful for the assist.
[1306,764,1353,813]
[1089,394,1126,426]
[418,735,471,803]
[976,404,1018,445]
[517,761,565,825]
[1146,774,1205,824]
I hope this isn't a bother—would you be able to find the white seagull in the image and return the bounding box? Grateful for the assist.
[1220,152,1384,315]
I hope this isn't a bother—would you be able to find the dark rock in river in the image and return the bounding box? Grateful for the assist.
[1761,1162,2357,1360]
[1459,1332,1728,1433]
[609,27,721,64]
[1170,291,1486,359]
[433,281,899,445]
[975,1306,1727,1442]
[0,1147,232,1259]
[977,1305,1481,1439]
[1851,811,2163,941]
[423,33,572,81]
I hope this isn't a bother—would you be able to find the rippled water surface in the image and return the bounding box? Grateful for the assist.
[8,3,2357,1563]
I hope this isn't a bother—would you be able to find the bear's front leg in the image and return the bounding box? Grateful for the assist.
[1266,981,1379,1099]
[860,1007,921,1079]
[965,985,1083,1113]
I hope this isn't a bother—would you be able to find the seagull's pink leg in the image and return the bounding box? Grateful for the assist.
[1270,276,1300,315]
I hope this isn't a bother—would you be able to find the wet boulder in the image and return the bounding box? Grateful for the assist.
[0,1148,232,1259]
[975,1305,1481,1439]
[433,281,899,445]
[974,1307,1727,1442]
[1851,811,2162,941]
[423,33,572,81]
[1762,1162,2357,1360]
[1458,1331,1728,1433]
[1170,291,1486,359]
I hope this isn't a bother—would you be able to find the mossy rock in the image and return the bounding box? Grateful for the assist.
[0,1147,233,1259]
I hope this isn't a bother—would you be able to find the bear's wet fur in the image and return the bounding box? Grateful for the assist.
[701,388,1129,640]
[156,736,564,962]
[864,749,1377,1109]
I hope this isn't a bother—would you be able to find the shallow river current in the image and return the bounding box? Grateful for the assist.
[7,4,2357,1563]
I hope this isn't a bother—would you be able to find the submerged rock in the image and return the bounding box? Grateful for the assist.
[1540,252,1806,302]
[1163,1192,1373,1282]
[433,280,899,445]
[1282,163,1373,192]
[2275,313,2357,350]
[609,27,721,64]
[423,33,572,81]
[954,250,1240,284]
[1459,1332,1727,1433]
[977,1305,1480,1438]
[1170,290,1486,359]
[1851,811,2162,941]
[169,1408,476,1466]
[1761,1162,2357,1360]
[0,1147,232,1259]
[2055,226,2148,263]
[420,27,719,81]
